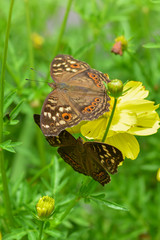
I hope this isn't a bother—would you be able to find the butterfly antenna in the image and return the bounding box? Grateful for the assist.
[30,67,46,79]
[25,78,50,84]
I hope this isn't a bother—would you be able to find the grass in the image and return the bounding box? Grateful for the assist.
[0,0,160,239]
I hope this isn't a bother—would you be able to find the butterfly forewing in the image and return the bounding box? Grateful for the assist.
[50,54,90,82]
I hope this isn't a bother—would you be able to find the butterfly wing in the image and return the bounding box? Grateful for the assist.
[50,54,90,83]
[41,55,111,136]
[34,114,77,147]
[85,142,123,175]
[58,138,111,186]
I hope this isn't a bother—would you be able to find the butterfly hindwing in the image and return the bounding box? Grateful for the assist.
[85,142,123,174]
[34,114,77,147]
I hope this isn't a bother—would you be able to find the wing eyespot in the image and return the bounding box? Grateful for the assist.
[62,113,72,121]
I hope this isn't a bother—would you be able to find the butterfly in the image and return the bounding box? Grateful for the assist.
[40,54,110,136]
[34,114,123,186]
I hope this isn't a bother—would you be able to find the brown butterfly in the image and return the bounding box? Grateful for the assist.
[34,114,123,186]
[40,54,110,136]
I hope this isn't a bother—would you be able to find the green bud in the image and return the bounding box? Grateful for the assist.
[108,79,123,98]
[36,196,55,219]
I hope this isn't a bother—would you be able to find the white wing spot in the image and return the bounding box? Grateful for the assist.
[59,107,64,112]
[56,113,60,117]
[54,57,62,60]
[65,107,71,111]
[60,120,65,125]
[54,72,61,75]
[42,124,49,128]
[44,112,47,116]
[71,69,78,72]
[66,68,71,71]
[52,116,56,121]
[48,112,52,118]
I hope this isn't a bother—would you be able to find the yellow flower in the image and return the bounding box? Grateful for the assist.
[36,196,55,219]
[31,32,44,49]
[69,81,159,160]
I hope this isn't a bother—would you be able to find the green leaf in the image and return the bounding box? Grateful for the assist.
[44,229,63,238]
[143,43,160,49]
[3,229,27,240]
[0,140,22,153]
[28,231,38,240]
[74,40,96,58]
[10,100,24,119]
[3,90,17,113]
[90,195,129,211]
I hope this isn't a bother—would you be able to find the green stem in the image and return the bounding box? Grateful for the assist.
[25,0,35,87]
[102,98,118,142]
[39,221,45,240]
[56,196,79,225]
[0,0,15,227]
[126,50,152,88]
[46,0,74,81]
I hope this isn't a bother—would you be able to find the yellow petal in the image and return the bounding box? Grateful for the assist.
[121,81,149,102]
[128,111,160,135]
[105,133,140,160]
[110,110,137,133]
[67,121,86,134]
[81,117,108,139]
[119,100,159,113]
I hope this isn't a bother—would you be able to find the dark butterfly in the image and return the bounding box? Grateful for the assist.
[34,114,123,186]
[40,54,110,136]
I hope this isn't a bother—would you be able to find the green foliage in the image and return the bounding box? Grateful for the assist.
[0,0,160,239]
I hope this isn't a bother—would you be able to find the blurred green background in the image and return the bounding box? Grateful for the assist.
[0,0,160,239]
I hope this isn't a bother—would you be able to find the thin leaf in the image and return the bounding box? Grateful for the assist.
[10,100,24,119]
[3,90,17,113]
[143,43,160,49]
[90,195,129,211]
[74,40,96,58]
[0,140,22,153]
[3,229,27,240]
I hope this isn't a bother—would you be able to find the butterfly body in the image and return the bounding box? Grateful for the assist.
[40,54,110,136]
[34,114,123,186]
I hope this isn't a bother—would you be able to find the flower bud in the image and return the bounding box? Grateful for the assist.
[36,196,55,219]
[156,168,160,182]
[111,35,128,56]
[108,79,123,98]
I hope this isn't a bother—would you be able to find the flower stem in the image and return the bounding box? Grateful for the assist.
[102,98,117,142]
[46,0,74,81]
[39,221,45,240]
[55,196,79,225]
[126,50,152,89]
[0,0,15,227]
[53,0,73,56]
[25,0,35,87]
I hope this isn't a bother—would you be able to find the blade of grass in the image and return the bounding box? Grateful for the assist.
[0,0,15,227]
[46,0,74,81]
